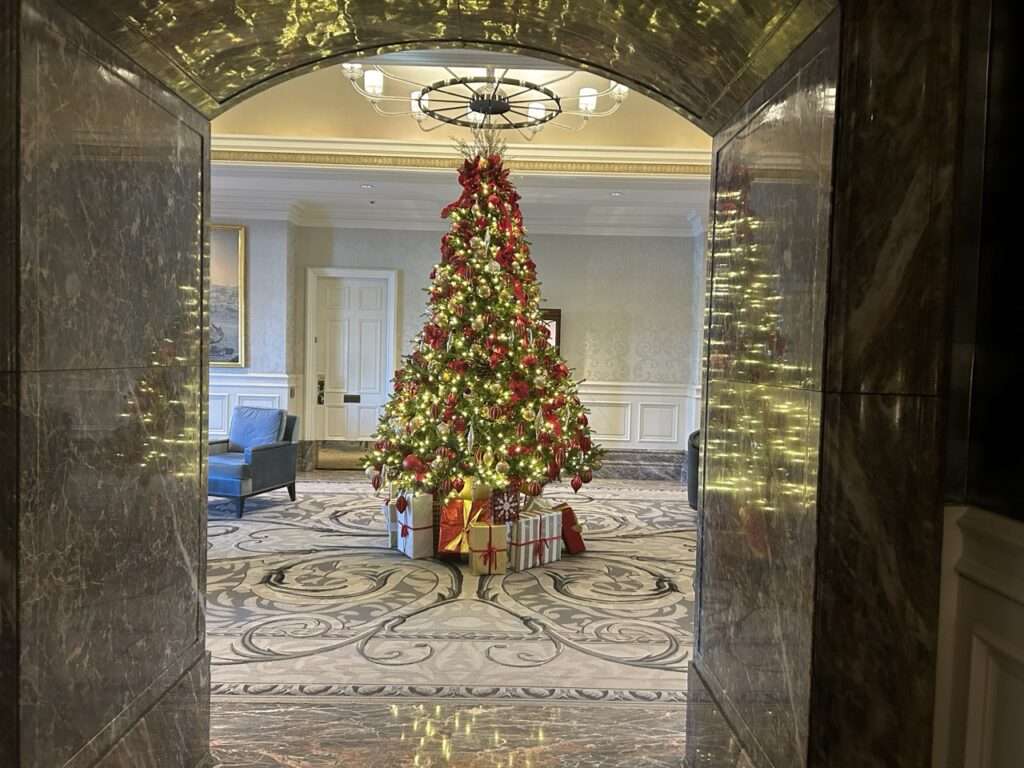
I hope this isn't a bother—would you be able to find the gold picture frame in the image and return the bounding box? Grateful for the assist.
[209,224,246,367]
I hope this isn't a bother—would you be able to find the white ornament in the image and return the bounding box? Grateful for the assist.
[486,260,502,274]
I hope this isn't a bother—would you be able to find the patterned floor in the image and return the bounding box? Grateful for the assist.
[207,475,697,708]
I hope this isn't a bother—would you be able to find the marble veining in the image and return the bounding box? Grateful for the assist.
[19,0,204,373]
[54,0,834,132]
[207,478,697,705]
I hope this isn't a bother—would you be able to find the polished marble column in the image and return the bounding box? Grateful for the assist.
[1,1,211,765]
[809,1,964,765]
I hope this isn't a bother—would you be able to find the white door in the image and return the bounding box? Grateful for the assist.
[314,276,390,441]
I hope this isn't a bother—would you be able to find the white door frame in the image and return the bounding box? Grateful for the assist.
[303,267,399,441]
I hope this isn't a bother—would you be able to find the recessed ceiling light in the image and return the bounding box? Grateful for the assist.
[609,191,623,197]
[361,184,375,190]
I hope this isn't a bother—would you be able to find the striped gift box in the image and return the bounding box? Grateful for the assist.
[507,507,563,572]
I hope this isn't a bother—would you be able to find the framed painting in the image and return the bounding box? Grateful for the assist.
[210,224,246,367]
[540,308,562,352]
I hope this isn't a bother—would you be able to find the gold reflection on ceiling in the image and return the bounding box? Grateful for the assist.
[56,0,835,132]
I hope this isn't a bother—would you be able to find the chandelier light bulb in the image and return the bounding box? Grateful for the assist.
[467,110,485,125]
[411,89,427,120]
[364,69,384,98]
[610,80,630,102]
[528,102,546,122]
[578,87,598,114]
[341,62,363,80]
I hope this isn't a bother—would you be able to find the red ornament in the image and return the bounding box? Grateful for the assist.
[403,454,424,472]
[581,468,593,483]
[396,495,408,513]
[525,482,543,497]
[579,436,592,452]
[571,474,583,493]
[522,354,538,367]
[371,472,382,491]
[439,478,453,494]
[578,413,589,427]
[547,462,560,481]
[489,405,502,420]
[453,476,465,493]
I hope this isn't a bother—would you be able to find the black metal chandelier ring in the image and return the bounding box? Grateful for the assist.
[417,76,563,130]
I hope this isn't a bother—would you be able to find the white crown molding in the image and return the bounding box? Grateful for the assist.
[211,134,712,177]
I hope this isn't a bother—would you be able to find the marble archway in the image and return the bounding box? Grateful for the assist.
[3,1,962,767]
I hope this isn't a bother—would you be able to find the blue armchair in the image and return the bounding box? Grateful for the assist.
[209,406,298,517]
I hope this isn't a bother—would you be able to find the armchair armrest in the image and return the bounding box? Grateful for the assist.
[209,439,230,455]
[244,441,297,492]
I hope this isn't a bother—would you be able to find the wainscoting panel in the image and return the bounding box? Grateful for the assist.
[934,506,1024,767]
[577,382,700,451]
[209,372,298,439]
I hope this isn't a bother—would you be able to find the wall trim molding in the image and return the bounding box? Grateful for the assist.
[956,506,1024,606]
[212,134,713,178]
[576,380,700,450]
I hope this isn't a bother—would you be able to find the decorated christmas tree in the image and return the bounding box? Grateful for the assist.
[365,134,603,503]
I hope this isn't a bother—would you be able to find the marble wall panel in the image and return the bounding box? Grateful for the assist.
[696,15,838,768]
[96,654,210,768]
[824,0,962,396]
[810,393,944,768]
[10,1,212,765]
[0,373,17,764]
[18,365,203,767]
[700,381,820,768]
[0,2,15,375]
[706,45,836,392]
[19,1,204,373]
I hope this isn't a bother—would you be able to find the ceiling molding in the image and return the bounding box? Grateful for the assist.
[211,134,712,178]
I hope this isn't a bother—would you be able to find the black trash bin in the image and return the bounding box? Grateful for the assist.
[686,429,700,509]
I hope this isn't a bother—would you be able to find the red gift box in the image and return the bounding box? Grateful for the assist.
[556,503,585,554]
[438,498,492,555]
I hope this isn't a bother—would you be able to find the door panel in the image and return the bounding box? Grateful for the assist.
[313,275,390,440]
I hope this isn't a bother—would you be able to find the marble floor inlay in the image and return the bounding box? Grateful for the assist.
[207,476,697,708]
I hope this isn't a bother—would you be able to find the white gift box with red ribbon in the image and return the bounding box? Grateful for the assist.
[396,493,435,559]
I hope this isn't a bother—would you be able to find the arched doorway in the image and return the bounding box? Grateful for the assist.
[2,2,963,767]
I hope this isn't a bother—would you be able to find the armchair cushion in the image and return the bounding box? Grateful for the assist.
[208,453,252,480]
[228,407,286,452]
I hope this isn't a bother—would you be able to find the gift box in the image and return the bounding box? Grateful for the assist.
[382,499,399,549]
[438,497,492,555]
[507,507,563,571]
[396,493,434,559]
[556,503,585,554]
[468,522,508,575]
[491,488,521,523]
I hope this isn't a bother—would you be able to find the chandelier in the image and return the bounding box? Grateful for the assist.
[340,63,630,139]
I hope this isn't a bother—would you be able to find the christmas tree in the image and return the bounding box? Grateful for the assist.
[366,134,603,501]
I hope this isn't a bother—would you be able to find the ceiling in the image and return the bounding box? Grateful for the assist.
[212,163,710,238]
[57,0,835,132]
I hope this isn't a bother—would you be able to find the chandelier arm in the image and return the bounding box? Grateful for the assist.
[490,68,510,100]
[372,67,428,89]
[368,102,420,117]
[562,103,623,118]
[416,120,450,133]
[536,71,577,89]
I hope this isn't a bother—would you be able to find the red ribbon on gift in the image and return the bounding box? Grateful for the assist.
[510,534,559,565]
[469,526,505,574]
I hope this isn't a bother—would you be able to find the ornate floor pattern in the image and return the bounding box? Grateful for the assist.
[207,476,697,708]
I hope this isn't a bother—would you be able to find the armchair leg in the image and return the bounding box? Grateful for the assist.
[236,497,245,518]
[287,483,296,502]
